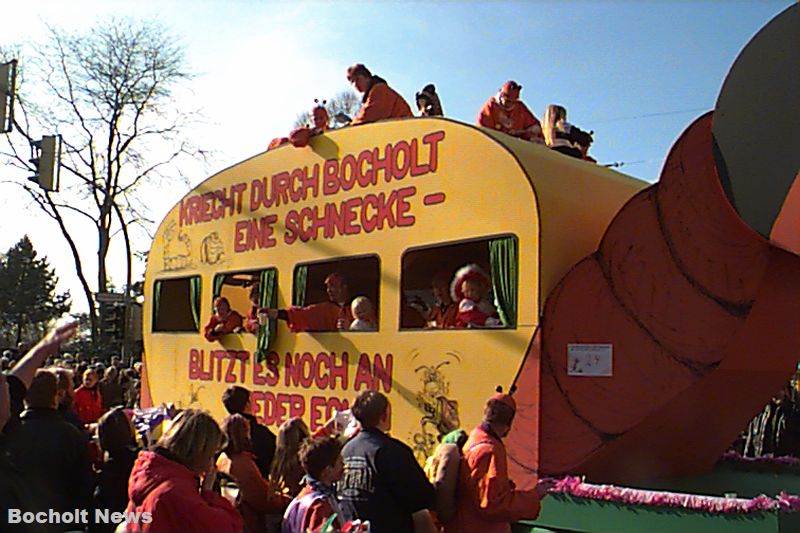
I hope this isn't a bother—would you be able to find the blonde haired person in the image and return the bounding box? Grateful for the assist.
[541,104,594,160]
[125,409,243,532]
[349,296,377,331]
[270,417,310,497]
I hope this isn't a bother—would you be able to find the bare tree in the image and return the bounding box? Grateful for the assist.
[0,19,206,341]
[293,90,361,129]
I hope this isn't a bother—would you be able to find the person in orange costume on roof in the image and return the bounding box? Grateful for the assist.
[289,100,331,148]
[265,273,354,332]
[444,386,555,533]
[204,296,244,341]
[477,80,544,143]
[346,63,413,125]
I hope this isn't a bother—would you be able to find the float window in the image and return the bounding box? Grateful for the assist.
[212,269,278,355]
[152,276,202,332]
[400,235,518,330]
[293,255,380,332]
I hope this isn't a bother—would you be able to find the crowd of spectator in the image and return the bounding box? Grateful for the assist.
[0,323,555,532]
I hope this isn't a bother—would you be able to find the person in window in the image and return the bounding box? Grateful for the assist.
[477,81,544,143]
[204,296,244,341]
[266,273,354,332]
[346,63,413,125]
[451,265,501,328]
[541,104,594,160]
[427,273,458,329]
[243,285,263,334]
[349,296,377,331]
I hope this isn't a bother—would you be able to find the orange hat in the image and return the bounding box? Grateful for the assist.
[488,385,517,412]
[312,99,329,131]
[500,80,522,98]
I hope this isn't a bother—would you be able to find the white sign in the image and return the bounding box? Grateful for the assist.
[567,344,613,376]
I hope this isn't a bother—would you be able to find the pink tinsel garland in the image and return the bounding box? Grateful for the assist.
[551,476,800,514]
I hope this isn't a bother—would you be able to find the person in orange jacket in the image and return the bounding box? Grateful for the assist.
[204,296,244,341]
[346,63,413,125]
[477,80,544,143]
[444,386,555,533]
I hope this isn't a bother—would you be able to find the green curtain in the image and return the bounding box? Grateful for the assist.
[255,269,277,362]
[293,266,308,307]
[188,277,201,331]
[213,275,226,298]
[489,236,518,328]
[153,281,162,330]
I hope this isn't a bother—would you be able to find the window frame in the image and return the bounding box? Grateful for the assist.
[151,275,203,333]
[292,253,382,333]
[211,267,279,337]
[398,233,519,332]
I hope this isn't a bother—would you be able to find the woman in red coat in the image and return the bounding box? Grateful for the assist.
[74,368,103,425]
[125,409,243,532]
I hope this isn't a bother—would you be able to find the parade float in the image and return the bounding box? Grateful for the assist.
[142,4,799,531]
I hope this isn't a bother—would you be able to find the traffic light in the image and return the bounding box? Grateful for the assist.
[100,303,126,342]
[0,59,16,134]
[28,135,61,191]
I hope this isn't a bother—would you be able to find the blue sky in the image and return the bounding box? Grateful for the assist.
[1,0,791,308]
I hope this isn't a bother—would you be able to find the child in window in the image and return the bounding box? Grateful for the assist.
[349,296,377,331]
[451,265,501,328]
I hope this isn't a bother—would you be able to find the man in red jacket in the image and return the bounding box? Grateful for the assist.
[445,387,555,533]
[347,64,413,125]
[266,272,354,332]
[477,80,544,143]
[74,367,104,425]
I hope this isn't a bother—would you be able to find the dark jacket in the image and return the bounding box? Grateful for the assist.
[338,427,435,533]
[92,446,140,532]
[100,379,125,410]
[243,413,276,479]
[0,439,51,533]
[5,407,94,519]
[58,402,90,438]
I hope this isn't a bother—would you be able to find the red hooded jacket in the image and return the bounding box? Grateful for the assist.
[125,450,243,532]
[74,385,103,425]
